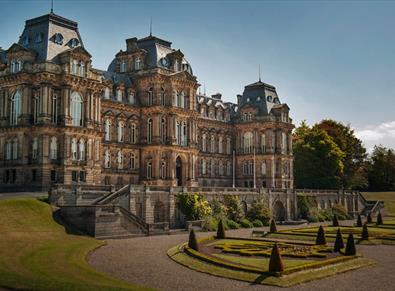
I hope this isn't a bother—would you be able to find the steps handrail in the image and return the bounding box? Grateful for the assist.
[93,184,129,205]
[119,206,149,234]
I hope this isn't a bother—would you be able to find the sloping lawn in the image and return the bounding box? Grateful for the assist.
[362,192,395,216]
[0,198,149,291]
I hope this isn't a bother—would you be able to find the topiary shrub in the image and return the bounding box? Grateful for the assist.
[240,218,253,228]
[268,243,284,273]
[217,219,226,239]
[356,214,362,227]
[345,233,356,256]
[227,219,240,229]
[377,211,383,225]
[315,225,327,245]
[188,228,199,251]
[332,214,339,227]
[269,219,278,233]
[334,228,344,252]
[361,223,369,240]
[367,212,372,224]
[252,219,264,227]
[247,198,271,225]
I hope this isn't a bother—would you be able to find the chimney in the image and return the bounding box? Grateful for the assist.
[126,37,138,52]
[237,94,242,105]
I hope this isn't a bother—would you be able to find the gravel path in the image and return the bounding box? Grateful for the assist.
[89,225,395,291]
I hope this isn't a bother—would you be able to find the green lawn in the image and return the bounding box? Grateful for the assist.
[362,192,395,216]
[0,198,149,291]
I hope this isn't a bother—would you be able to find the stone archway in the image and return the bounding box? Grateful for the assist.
[273,200,286,222]
[154,201,165,223]
[176,156,183,186]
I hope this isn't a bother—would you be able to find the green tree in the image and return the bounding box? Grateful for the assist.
[367,146,395,191]
[178,193,212,220]
[223,195,244,222]
[246,198,271,225]
[314,120,368,189]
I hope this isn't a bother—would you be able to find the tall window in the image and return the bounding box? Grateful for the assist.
[146,161,152,179]
[226,161,231,176]
[210,135,215,153]
[181,121,187,146]
[179,91,185,108]
[5,141,11,160]
[104,88,110,99]
[129,92,135,104]
[72,60,78,74]
[79,139,85,161]
[104,119,111,141]
[117,121,124,142]
[147,88,153,105]
[202,159,206,175]
[134,57,141,70]
[160,118,166,144]
[52,93,58,124]
[261,134,266,153]
[104,150,111,168]
[130,154,136,169]
[160,161,166,179]
[261,161,267,176]
[147,118,152,144]
[172,90,178,106]
[243,132,253,153]
[33,93,40,124]
[202,134,207,152]
[116,90,122,102]
[10,60,22,73]
[218,137,223,154]
[117,151,123,169]
[219,161,224,175]
[160,88,165,106]
[282,132,287,154]
[12,139,18,160]
[32,138,38,159]
[50,137,57,160]
[226,137,231,154]
[71,138,77,160]
[70,92,83,126]
[120,61,126,73]
[10,90,21,125]
[130,123,137,144]
[79,62,85,76]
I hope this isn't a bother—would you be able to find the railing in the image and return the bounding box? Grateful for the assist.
[93,184,129,205]
[119,206,149,234]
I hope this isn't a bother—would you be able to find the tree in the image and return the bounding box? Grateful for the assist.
[247,198,271,225]
[269,219,277,233]
[333,214,339,227]
[377,211,383,225]
[178,193,212,220]
[315,120,368,189]
[188,229,199,251]
[315,225,327,245]
[334,228,344,252]
[293,124,345,189]
[223,195,244,222]
[367,146,395,191]
[356,214,363,227]
[345,234,356,256]
[216,219,226,239]
[268,243,284,273]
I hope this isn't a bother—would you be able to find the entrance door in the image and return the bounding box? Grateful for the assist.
[176,157,182,186]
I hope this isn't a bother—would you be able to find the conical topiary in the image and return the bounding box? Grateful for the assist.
[334,228,344,252]
[356,214,362,227]
[315,225,327,245]
[270,219,278,233]
[361,223,369,240]
[367,212,372,224]
[377,211,383,225]
[268,243,284,273]
[345,233,356,256]
[333,214,339,227]
[216,219,226,239]
[188,228,199,251]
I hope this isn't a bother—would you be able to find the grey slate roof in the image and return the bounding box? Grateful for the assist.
[101,70,133,87]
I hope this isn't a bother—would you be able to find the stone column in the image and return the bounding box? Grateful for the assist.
[169,192,176,227]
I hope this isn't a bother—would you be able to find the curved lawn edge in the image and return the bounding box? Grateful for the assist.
[167,243,376,287]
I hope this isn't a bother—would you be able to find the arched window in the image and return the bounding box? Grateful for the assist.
[202,159,206,175]
[210,135,215,153]
[160,118,166,144]
[147,88,153,105]
[261,134,266,153]
[202,134,207,152]
[147,118,152,144]
[71,138,77,160]
[181,121,187,146]
[160,161,166,179]
[78,139,85,161]
[261,161,267,176]
[12,139,18,160]
[104,150,111,168]
[243,132,253,153]
[117,151,123,169]
[130,153,136,169]
[104,119,111,141]
[175,121,181,145]
[32,138,38,159]
[160,88,165,106]
[146,161,152,179]
[33,93,40,124]
[10,90,21,125]
[50,137,57,160]
[130,123,137,144]
[226,137,231,154]
[70,92,83,126]
[117,121,124,142]
[218,137,223,154]
[134,57,141,70]
[52,93,58,124]
[129,92,135,104]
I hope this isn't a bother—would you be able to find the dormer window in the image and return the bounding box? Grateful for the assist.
[174,60,179,71]
[53,33,63,45]
[273,97,280,104]
[134,57,141,70]
[69,38,79,48]
[267,95,273,102]
[129,92,135,104]
[35,33,44,43]
[22,36,29,46]
[120,61,126,73]
[10,60,23,73]
[116,90,123,102]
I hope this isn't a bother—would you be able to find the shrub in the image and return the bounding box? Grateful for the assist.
[332,203,349,220]
[178,193,212,220]
[333,214,339,227]
[227,219,240,229]
[377,211,383,225]
[202,216,219,231]
[268,243,284,273]
[315,225,327,245]
[361,223,369,240]
[211,199,228,219]
[247,199,271,225]
[334,228,344,252]
[223,195,245,222]
[269,219,277,233]
[217,219,226,239]
[345,234,356,256]
[367,212,372,224]
[297,196,316,219]
[356,214,362,227]
[188,229,199,251]
[240,218,253,228]
[252,219,264,227]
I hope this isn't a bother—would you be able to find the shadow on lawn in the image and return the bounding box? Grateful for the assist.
[52,208,87,236]
[251,273,271,284]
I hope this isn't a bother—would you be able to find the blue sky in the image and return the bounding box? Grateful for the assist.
[1,0,394,150]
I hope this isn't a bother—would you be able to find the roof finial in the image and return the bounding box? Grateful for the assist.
[259,64,261,82]
[51,0,54,13]
[204,82,206,96]
[150,17,152,36]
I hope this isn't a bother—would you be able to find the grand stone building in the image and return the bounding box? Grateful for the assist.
[0,12,293,191]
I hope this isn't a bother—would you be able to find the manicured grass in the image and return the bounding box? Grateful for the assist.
[0,198,149,291]
[362,192,395,216]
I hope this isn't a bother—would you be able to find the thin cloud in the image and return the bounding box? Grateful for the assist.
[355,121,395,152]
